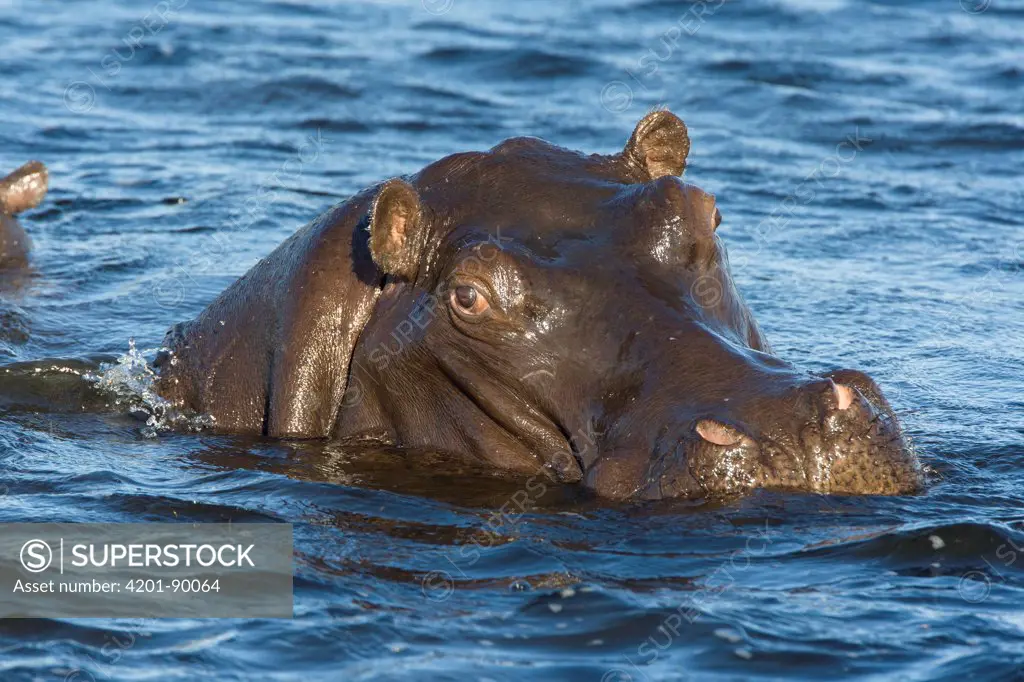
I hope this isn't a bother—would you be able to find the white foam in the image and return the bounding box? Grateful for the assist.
[85,339,214,437]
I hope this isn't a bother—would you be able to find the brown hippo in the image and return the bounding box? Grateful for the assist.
[0,161,48,268]
[155,111,920,500]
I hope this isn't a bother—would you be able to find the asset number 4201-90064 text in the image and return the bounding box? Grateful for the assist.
[125,579,221,593]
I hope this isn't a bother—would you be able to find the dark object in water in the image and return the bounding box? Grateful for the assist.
[155,111,920,500]
[0,160,48,268]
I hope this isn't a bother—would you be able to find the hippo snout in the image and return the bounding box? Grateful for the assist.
[588,370,921,501]
[688,376,918,498]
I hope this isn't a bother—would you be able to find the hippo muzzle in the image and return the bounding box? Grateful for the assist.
[588,367,918,501]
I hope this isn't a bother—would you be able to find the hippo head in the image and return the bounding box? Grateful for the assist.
[336,111,921,500]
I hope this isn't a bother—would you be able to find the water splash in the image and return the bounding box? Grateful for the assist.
[85,339,214,437]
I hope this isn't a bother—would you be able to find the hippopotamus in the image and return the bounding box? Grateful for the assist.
[154,111,921,500]
[0,161,48,269]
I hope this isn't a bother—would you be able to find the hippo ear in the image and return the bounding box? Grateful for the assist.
[623,110,690,180]
[0,161,48,215]
[368,178,424,280]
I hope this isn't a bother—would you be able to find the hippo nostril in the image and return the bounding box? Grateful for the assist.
[834,383,855,411]
[696,419,746,447]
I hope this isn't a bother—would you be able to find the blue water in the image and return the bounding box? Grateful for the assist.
[1,0,1023,679]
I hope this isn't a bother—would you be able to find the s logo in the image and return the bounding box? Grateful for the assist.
[20,539,53,573]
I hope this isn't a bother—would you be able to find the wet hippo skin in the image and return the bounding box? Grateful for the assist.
[0,161,48,268]
[155,111,921,500]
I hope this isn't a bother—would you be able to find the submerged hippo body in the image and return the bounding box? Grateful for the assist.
[156,111,920,500]
[0,161,48,268]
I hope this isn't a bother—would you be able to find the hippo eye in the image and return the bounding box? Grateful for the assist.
[450,285,490,316]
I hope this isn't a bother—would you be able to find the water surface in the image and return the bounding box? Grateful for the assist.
[1,0,1023,679]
